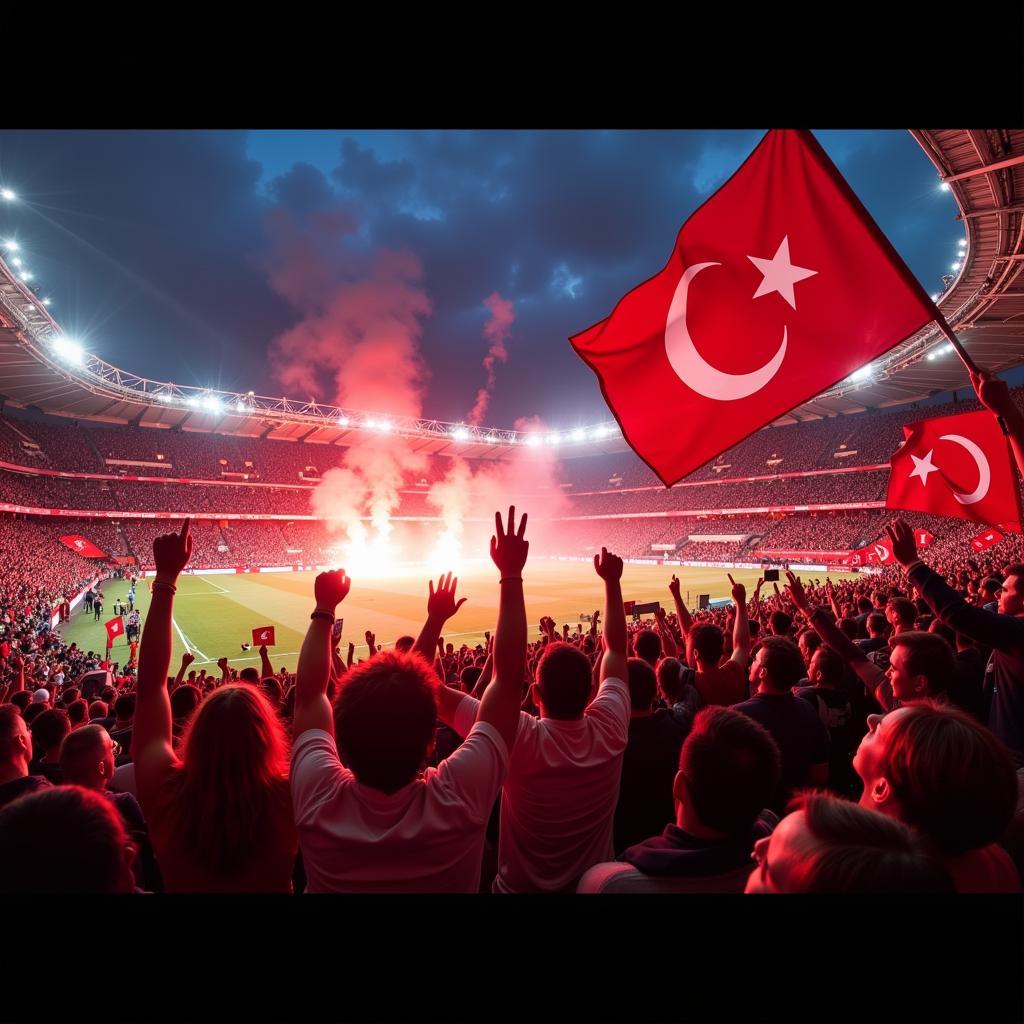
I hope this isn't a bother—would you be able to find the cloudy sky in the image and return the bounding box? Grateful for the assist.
[0,130,959,430]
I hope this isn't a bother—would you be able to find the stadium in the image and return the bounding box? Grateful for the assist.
[2,128,1024,900]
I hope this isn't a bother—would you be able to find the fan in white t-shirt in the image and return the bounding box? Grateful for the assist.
[436,546,631,893]
[289,507,531,893]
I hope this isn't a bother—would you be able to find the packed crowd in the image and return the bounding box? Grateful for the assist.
[3,502,1024,895]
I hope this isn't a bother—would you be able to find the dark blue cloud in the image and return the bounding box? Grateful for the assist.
[0,129,958,428]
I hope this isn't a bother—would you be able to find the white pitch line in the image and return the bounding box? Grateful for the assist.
[196,576,230,594]
[191,651,300,667]
[171,617,210,663]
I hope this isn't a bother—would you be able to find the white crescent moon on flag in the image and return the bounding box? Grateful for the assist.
[939,433,991,505]
[665,262,788,402]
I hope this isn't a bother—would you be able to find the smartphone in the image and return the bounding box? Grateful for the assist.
[332,619,344,642]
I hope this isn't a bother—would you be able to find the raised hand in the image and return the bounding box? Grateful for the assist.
[886,519,919,568]
[153,518,193,582]
[668,574,681,600]
[365,630,376,650]
[784,570,811,614]
[753,577,765,599]
[728,573,746,605]
[314,569,351,612]
[427,571,468,623]
[490,506,529,578]
[594,547,623,582]
[181,651,195,668]
[970,367,1017,420]
[217,656,229,673]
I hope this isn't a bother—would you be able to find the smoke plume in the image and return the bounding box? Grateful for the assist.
[466,292,514,427]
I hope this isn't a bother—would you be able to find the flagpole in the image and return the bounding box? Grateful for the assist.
[930,310,1009,435]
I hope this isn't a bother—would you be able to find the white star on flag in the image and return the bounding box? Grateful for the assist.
[748,236,818,310]
[908,449,939,486]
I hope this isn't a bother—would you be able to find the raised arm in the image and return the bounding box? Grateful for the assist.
[784,570,892,710]
[887,519,1024,654]
[477,507,529,752]
[135,520,192,807]
[413,572,469,725]
[259,644,274,680]
[470,639,494,700]
[971,367,1024,480]
[596,548,627,683]
[749,577,765,623]
[294,569,351,739]
[173,651,195,689]
[728,574,751,666]
[653,606,679,659]
[413,572,467,662]
[668,574,693,635]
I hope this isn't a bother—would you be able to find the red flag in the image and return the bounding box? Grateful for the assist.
[252,626,276,647]
[868,538,896,565]
[60,535,108,558]
[569,130,936,486]
[886,410,1022,532]
[970,528,1004,552]
[105,616,124,645]
[915,528,935,548]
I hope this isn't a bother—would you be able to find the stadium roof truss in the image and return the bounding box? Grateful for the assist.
[1,128,1023,451]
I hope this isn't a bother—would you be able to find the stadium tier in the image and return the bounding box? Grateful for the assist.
[2,387,1023,606]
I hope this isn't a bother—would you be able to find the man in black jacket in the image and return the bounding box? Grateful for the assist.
[886,519,1024,767]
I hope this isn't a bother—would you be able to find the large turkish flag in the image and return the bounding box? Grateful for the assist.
[886,410,1022,532]
[60,535,108,558]
[570,129,937,486]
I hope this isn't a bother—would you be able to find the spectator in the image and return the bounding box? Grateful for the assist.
[855,700,1020,891]
[580,706,781,892]
[438,540,630,893]
[612,657,689,853]
[735,636,830,806]
[887,519,1024,764]
[0,704,51,809]
[0,786,138,893]
[291,510,526,892]
[28,707,70,784]
[745,792,953,893]
[133,520,297,892]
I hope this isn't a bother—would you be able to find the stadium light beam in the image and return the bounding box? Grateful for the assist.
[452,426,469,442]
[571,427,586,443]
[0,189,15,201]
[53,337,83,366]
[337,416,350,427]
[2,240,18,251]
[526,434,542,447]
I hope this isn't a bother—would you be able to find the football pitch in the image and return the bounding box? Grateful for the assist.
[59,561,863,673]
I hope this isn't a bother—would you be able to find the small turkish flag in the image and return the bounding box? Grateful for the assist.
[970,528,1004,552]
[569,129,937,486]
[915,528,935,548]
[252,626,275,647]
[105,616,124,645]
[886,410,1022,532]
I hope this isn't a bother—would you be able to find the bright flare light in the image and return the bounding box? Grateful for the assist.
[939,182,951,192]
[1,190,15,201]
[53,337,83,365]
[19,271,32,281]
[930,293,940,301]
[452,426,469,442]
[951,263,961,271]
[526,434,542,447]
[378,420,392,433]
[851,365,872,381]
[42,298,51,306]
[485,434,497,444]
[11,258,21,267]
[158,392,172,402]
[547,433,560,446]
[235,401,247,413]
[3,241,18,251]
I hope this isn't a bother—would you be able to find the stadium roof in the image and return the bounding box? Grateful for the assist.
[1,128,1023,454]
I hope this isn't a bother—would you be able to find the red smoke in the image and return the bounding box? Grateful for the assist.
[466,292,514,427]
[264,206,431,561]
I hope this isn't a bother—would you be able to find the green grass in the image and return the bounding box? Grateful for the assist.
[59,562,863,673]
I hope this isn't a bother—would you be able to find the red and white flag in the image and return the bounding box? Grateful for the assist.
[886,410,1022,532]
[569,129,937,486]
[970,528,1004,552]
[252,626,276,647]
[915,528,935,548]
[105,616,124,646]
[60,535,108,558]
[865,538,896,565]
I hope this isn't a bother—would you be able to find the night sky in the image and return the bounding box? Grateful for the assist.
[0,130,960,430]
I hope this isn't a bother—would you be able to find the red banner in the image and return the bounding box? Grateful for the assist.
[970,528,1004,552]
[105,616,124,645]
[60,535,108,558]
